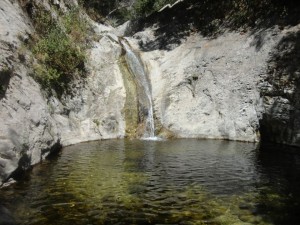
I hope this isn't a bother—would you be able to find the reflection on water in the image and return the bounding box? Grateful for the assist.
[0,139,300,225]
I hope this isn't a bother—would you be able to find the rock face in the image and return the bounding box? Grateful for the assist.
[259,25,300,146]
[125,3,300,146]
[0,0,126,185]
[0,0,61,185]
[1,0,300,186]
[127,29,280,141]
[51,32,126,146]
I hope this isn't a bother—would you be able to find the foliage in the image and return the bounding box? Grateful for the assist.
[133,0,177,17]
[80,0,118,16]
[132,0,155,17]
[80,0,177,25]
[93,119,100,126]
[133,0,300,52]
[32,8,56,36]
[34,27,85,74]
[62,8,90,44]
[80,0,120,22]
[189,0,299,31]
[29,7,89,96]
[226,0,290,28]
[81,0,299,29]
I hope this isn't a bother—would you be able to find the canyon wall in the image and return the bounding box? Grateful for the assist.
[1,0,300,185]
[0,0,126,185]
[128,25,300,143]
[124,1,300,145]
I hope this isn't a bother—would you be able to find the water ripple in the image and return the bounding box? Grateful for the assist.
[1,139,300,225]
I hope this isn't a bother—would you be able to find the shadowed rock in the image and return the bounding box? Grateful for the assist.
[0,205,17,225]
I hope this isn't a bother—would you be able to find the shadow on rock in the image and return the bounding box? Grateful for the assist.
[0,67,13,99]
[130,0,300,52]
[260,30,300,145]
[0,205,18,225]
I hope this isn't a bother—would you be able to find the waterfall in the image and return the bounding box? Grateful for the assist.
[121,39,156,139]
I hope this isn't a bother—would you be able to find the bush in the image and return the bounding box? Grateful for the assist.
[133,0,177,17]
[63,8,90,44]
[34,27,85,73]
[33,26,85,93]
[132,0,156,17]
[81,0,178,25]
[32,8,56,36]
[33,64,62,90]
[29,7,89,96]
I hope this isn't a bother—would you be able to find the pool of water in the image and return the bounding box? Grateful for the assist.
[1,139,300,225]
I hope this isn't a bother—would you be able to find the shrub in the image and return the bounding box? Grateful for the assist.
[33,27,85,75]
[28,7,89,96]
[62,8,89,44]
[80,0,178,25]
[132,0,178,17]
[132,0,155,17]
[80,0,131,25]
[32,8,56,36]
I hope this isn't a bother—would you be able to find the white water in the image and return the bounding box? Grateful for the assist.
[141,136,164,141]
[121,40,156,138]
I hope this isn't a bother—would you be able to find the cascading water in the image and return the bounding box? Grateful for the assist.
[121,39,156,139]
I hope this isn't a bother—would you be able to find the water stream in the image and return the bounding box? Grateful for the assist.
[121,39,156,139]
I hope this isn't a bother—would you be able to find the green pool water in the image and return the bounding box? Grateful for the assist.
[1,139,300,225]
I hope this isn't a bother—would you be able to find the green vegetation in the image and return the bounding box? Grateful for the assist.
[21,0,299,95]
[202,0,295,29]
[131,0,300,51]
[132,0,175,17]
[80,0,124,24]
[93,119,100,126]
[190,0,299,32]
[28,7,90,96]
[81,0,177,25]
[81,0,299,31]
